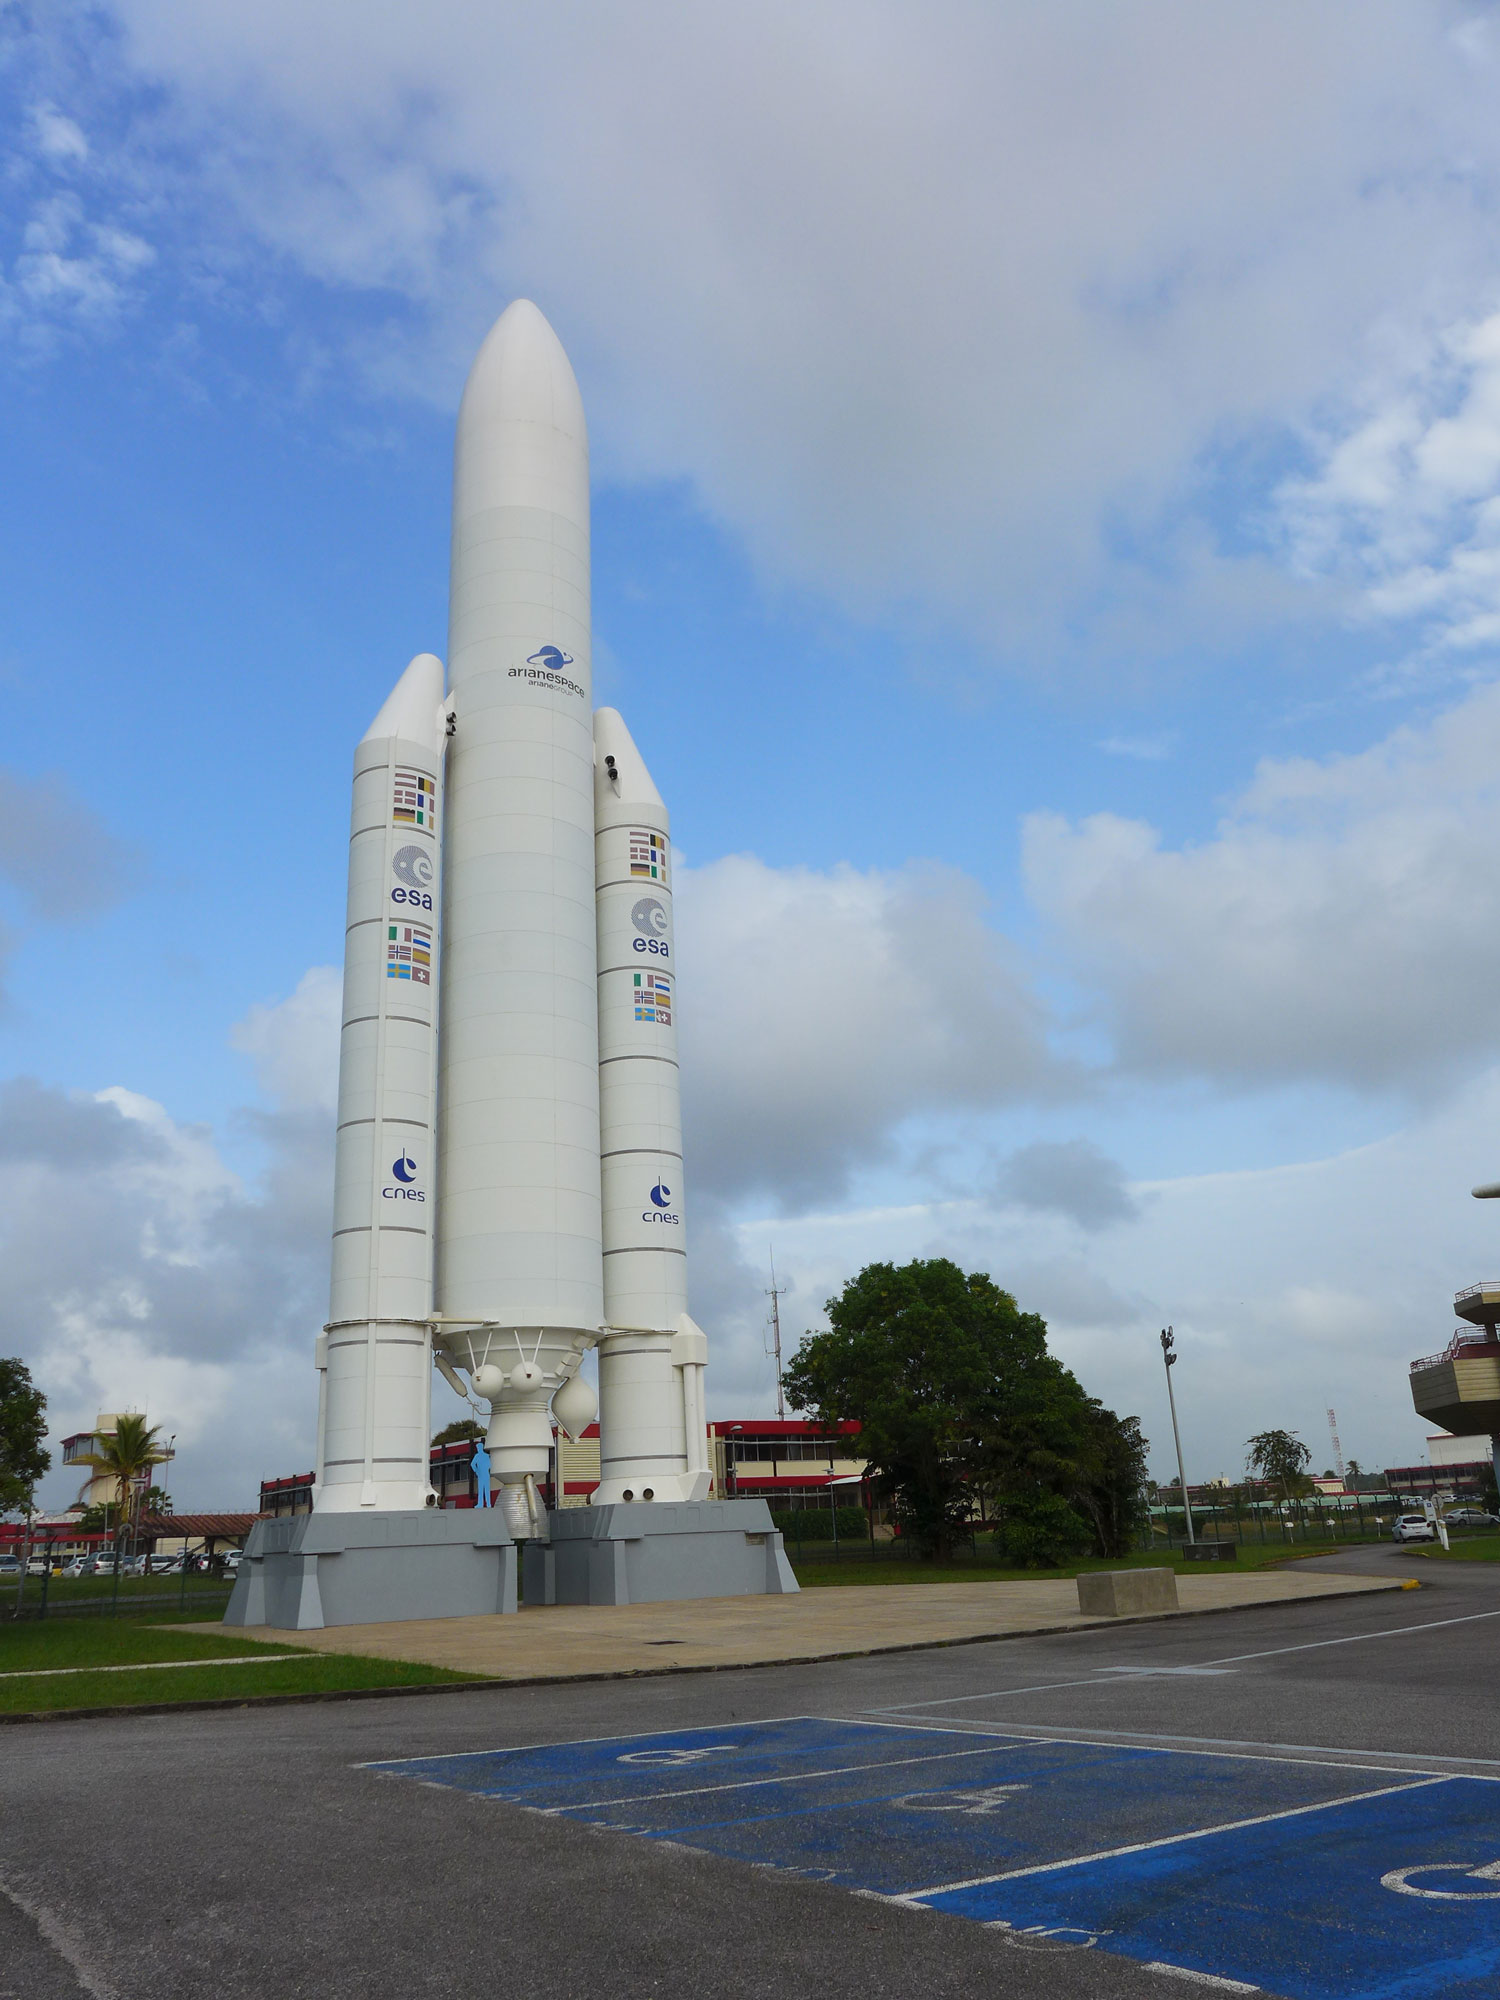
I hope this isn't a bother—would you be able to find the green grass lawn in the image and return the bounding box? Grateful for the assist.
[788,1538,1387,1587]
[1407,1532,1500,1562]
[7,1574,234,1610]
[0,1616,478,1714]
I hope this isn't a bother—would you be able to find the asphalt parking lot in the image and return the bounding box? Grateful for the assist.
[4,1544,1498,2000]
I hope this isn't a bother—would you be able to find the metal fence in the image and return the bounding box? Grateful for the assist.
[773,1492,1470,1568]
[6,1567,235,1622]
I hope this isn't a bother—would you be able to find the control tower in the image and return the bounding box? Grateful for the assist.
[1408,1284,1500,1464]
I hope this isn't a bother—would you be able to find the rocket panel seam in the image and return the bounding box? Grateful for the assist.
[331,1225,436,1239]
[336,1116,431,1129]
[326,1336,428,1351]
[601,1148,685,1158]
[598,1054,678,1070]
[603,1246,687,1258]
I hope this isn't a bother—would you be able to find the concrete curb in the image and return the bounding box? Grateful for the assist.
[0,1573,1411,1727]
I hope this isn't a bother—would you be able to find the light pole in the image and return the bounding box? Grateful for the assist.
[727,1424,743,1499]
[1160,1326,1196,1545]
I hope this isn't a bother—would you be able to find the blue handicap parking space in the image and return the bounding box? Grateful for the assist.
[368,1718,1500,1997]
[922,1776,1500,2000]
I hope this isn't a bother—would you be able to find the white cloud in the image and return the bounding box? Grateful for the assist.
[0,1075,328,1515]
[1278,306,1500,658]
[994,1139,1139,1231]
[676,853,1061,1203]
[229,965,341,1113]
[29,104,89,166]
[0,767,136,919]
[1024,677,1500,1090]
[60,1,1500,667]
[6,193,155,332]
[753,1072,1500,1483]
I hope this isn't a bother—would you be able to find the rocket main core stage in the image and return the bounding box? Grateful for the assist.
[229,301,792,1627]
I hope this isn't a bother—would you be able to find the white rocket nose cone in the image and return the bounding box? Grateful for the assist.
[453,299,587,525]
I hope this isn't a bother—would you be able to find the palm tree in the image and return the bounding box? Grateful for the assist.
[79,1415,168,1559]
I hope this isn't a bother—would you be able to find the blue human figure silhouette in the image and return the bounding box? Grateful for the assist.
[471,1438,492,1509]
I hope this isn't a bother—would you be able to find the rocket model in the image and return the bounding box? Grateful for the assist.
[315,302,711,1538]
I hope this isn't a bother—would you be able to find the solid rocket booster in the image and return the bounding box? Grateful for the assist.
[433,301,601,1536]
[319,652,448,1511]
[593,709,710,1503]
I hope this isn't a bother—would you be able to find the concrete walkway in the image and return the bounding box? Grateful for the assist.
[228,1566,1408,1683]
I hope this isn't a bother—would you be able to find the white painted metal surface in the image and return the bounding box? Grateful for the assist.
[593,707,709,1501]
[317,301,715,1535]
[319,652,447,1511]
[434,299,601,1534]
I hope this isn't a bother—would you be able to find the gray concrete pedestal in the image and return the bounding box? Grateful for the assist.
[527,1498,798,1606]
[224,1509,517,1630]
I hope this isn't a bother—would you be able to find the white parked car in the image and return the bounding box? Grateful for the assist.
[1392,1514,1437,1543]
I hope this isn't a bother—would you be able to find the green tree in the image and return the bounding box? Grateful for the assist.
[1068,1402,1150,1559]
[783,1259,1140,1564]
[77,1414,167,1549]
[432,1418,484,1446]
[0,1358,50,1518]
[1245,1429,1312,1505]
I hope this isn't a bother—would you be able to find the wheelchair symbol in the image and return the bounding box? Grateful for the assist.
[1382,1858,1500,1900]
[895,1784,1029,1814]
[617,1745,738,1766]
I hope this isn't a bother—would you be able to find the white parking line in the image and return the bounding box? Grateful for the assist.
[532,1741,1021,1815]
[888,1774,1449,1903]
[875,1606,1500,1711]
[359,1712,818,1770]
[0,1871,118,2000]
[1143,1965,1260,1993]
[839,1712,1465,1780]
[901,1720,1500,1776]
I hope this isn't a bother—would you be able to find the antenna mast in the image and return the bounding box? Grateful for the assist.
[1326,1407,1346,1484]
[766,1251,787,1419]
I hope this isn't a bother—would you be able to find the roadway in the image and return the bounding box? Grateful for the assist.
[3,1542,1497,2000]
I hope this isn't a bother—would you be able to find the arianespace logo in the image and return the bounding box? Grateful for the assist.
[510,643,585,700]
[644,1179,680,1225]
[385,1150,426,1203]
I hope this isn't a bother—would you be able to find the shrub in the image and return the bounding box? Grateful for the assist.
[990,1492,1093,1568]
[770,1507,869,1543]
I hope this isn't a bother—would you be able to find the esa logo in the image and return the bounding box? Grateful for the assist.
[384,1150,425,1202]
[392,844,435,912]
[631,896,669,959]
[643,1179,680,1225]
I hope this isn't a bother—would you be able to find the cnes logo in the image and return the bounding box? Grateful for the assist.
[644,1180,679,1225]
[384,1151,426,1203]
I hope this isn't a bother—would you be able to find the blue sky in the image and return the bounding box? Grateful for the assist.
[8,2,1500,1509]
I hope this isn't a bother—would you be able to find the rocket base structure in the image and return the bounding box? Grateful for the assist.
[229,300,796,1629]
